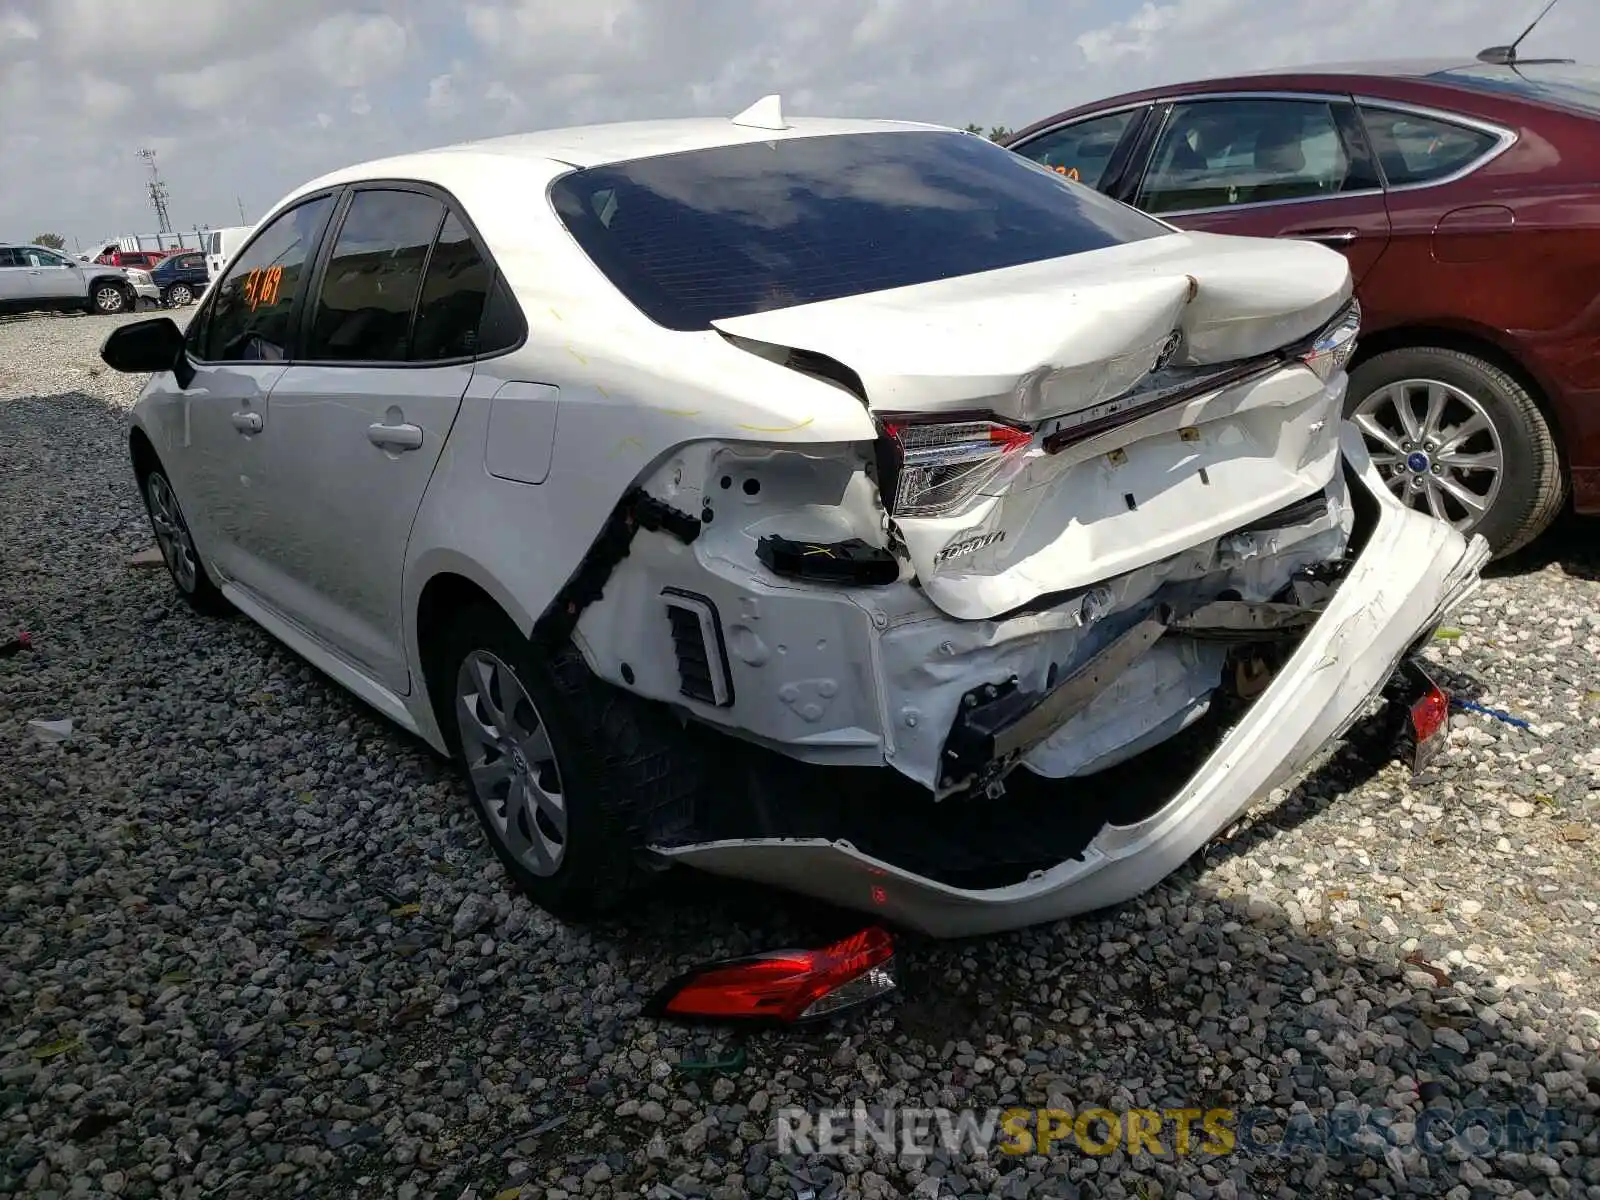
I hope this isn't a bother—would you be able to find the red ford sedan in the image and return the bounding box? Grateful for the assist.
[1005,58,1600,558]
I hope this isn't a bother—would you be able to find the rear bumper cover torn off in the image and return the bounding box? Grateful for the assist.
[652,427,1491,937]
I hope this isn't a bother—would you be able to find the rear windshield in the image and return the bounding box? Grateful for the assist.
[549,130,1168,331]
[1429,62,1600,117]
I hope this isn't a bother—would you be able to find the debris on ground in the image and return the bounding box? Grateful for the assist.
[1451,696,1533,729]
[2,311,1597,1200]
[26,717,74,742]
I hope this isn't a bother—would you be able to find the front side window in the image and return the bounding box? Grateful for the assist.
[27,249,71,268]
[1010,110,1142,190]
[1359,107,1499,186]
[1138,99,1373,214]
[550,129,1168,332]
[198,194,335,362]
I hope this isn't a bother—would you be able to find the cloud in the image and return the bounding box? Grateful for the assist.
[307,12,411,89]
[0,8,39,41]
[426,73,460,120]
[2,0,1596,246]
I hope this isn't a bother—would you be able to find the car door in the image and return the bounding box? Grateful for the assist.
[258,185,495,693]
[0,248,33,305]
[22,248,83,300]
[157,193,339,599]
[1129,94,1393,284]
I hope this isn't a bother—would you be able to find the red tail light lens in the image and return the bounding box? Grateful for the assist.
[1409,677,1450,775]
[648,927,897,1024]
[879,419,1033,518]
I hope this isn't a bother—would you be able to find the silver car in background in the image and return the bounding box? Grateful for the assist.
[0,243,158,316]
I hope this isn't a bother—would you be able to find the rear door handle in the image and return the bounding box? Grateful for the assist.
[367,422,424,451]
[1283,228,1359,245]
[231,410,263,434]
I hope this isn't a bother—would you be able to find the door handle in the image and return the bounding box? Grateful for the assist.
[367,422,424,451]
[231,410,263,434]
[1283,228,1359,245]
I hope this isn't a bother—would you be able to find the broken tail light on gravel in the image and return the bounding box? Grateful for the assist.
[647,927,897,1024]
[1402,658,1450,777]
[879,419,1033,517]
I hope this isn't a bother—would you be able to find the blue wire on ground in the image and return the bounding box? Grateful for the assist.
[1450,697,1531,729]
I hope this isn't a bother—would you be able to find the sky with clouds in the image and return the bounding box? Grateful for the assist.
[2,0,1596,249]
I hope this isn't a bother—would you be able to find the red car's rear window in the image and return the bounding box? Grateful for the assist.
[1430,62,1600,118]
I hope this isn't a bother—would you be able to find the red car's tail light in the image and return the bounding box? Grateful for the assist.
[1299,299,1361,383]
[647,927,897,1024]
[879,418,1033,518]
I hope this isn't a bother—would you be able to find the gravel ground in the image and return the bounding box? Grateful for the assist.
[2,309,1597,1200]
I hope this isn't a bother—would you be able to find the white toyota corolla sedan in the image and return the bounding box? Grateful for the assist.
[101,97,1489,937]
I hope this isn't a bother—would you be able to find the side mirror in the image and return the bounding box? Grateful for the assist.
[100,317,195,388]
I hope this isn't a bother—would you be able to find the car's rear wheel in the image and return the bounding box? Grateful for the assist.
[165,282,193,307]
[91,283,128,315]
[1345,347,1565,559]
[141,467,231,614]
[431,603,702,922]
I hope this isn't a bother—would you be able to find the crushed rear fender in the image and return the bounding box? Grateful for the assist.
[650,424,1491,938]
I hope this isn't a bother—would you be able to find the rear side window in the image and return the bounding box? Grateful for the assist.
[549,130,1167,332]
[1358,107,1500,186]
[198,195,335,362]
[0,248,22,267]
[305,189,446,363]
[1137,98,1374,214]
[410,212,493,361]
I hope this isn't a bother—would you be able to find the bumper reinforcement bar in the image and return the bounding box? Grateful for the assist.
[938,606,1172,796]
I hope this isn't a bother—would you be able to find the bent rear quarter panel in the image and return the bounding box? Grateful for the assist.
[1356,91,1600,504]
[395,153,878,682]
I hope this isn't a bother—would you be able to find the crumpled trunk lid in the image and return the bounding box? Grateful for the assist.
[713,230,1352,425]
[715,230,1357,621]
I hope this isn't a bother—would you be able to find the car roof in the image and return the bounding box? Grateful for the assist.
[1231,57,1480,79]
[290,115,948,195]
[1007,58,1549,139]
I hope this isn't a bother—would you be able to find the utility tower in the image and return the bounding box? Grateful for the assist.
[137,148,174,234]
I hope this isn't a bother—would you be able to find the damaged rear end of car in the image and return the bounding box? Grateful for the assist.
[546,127,1489,936]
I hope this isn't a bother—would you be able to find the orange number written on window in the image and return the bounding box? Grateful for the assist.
[242,265,284,311]
[1054,165,1082,181]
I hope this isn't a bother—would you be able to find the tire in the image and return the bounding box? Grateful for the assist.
[1345,347,1566,559]
[163,283,193,308]
[139,466,231,615]
[429,603,703,922]
[90,282,128,315]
